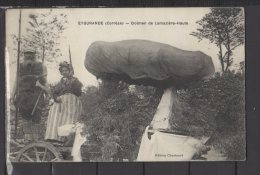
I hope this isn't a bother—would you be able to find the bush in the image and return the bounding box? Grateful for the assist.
[172,71,245,160]
[80,83,161,161]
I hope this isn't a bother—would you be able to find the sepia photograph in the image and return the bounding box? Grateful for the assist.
[5,7,245,162]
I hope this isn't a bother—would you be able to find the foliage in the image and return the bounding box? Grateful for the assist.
[12,10,68,63]
[79,83,161,161]
[171,70,245,160]
[191,8,245,72]
[80,70,245,161]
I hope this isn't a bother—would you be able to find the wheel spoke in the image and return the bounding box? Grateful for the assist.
[33,147,40,162]
[21,153,35,162]
[42,148,47,161]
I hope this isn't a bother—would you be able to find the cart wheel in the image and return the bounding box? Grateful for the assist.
[15,141,63,162]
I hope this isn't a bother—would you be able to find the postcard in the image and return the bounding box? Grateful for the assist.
[5,7,245,162]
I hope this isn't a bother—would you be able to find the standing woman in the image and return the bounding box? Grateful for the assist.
[45,61,83,142]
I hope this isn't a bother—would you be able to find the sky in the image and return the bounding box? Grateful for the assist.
[6,8,245,93]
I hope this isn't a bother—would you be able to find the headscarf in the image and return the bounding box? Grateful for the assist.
[59,61,74,76]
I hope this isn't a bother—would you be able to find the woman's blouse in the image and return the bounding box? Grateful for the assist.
[52,76,83,102]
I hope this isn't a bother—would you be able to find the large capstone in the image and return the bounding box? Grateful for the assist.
[85,40,215,88]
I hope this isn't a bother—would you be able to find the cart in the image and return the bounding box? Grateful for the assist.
[14,123,87,162]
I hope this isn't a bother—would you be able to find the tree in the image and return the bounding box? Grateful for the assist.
[12,10,68,63]
[191,8,244,72]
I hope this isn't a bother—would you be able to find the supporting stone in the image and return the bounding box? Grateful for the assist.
[150,87,176,130]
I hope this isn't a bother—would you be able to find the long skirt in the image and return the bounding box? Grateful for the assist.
[45,93,82,142]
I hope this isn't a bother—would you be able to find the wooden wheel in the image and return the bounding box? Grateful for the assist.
[15,141,63,162]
